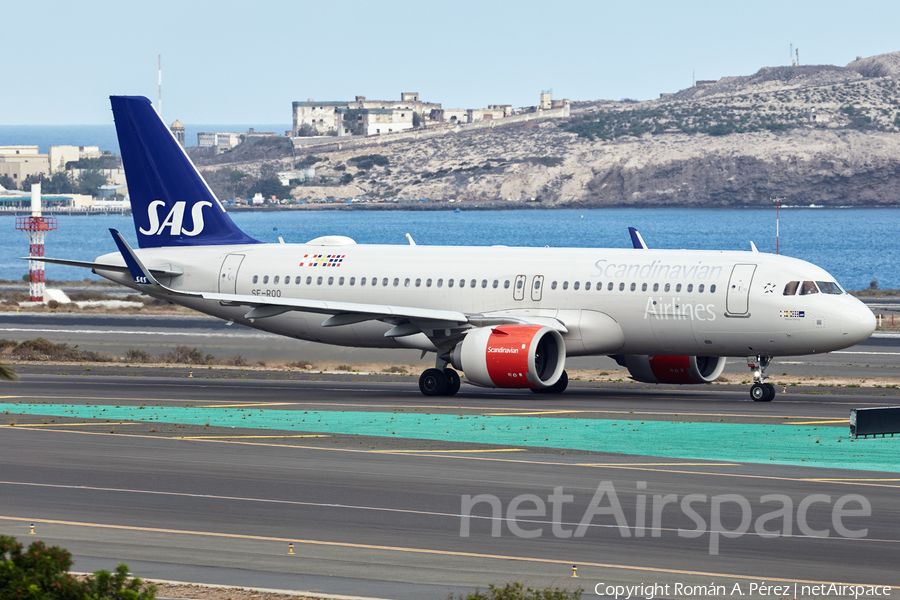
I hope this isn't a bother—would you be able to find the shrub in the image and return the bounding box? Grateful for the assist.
[125,349,153,363]
[451,582,583,600]
[159,346,214,365]
[0,535,156,600]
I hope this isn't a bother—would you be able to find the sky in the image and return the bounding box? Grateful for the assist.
[3,0,900,125]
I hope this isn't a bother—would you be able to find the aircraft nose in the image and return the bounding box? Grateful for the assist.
[841,304,876,345]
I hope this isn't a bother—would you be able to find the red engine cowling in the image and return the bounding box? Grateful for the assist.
[615,354,726,384]
[450,325,566,389]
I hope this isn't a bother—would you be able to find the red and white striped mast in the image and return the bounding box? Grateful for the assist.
[15,182,57,302]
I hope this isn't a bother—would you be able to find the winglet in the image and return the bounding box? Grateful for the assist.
[628,227,648,249]
[750,241,759,253]
[109,228,199,297]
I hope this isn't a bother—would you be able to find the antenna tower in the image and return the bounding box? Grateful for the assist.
[15,182,57,302]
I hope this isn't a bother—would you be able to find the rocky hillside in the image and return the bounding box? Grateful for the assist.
[198,52,900,207]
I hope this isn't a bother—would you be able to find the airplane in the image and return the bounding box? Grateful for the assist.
[30,96,876,402]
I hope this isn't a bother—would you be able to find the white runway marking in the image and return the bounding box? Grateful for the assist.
[0,327,274,339]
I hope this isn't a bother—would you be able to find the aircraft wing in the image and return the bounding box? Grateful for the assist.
[106,229,563,341]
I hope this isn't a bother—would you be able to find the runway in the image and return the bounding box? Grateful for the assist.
[3,312,900,378]
[1,372,899,599]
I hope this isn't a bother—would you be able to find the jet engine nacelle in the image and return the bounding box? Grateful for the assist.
[450,325,566,389]
[615,354,726,384]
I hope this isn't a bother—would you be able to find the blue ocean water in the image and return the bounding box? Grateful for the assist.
[0,207,896,290]
[0,124,291,154]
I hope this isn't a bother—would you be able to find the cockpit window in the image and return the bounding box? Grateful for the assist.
[799,281,819,295]
[783,281,799,295]
[816,281,843,295]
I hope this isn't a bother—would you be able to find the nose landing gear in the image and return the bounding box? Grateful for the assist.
[747,355,776,402]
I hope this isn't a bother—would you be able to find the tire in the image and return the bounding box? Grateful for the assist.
[419,368,448,396]
[443,369,461,396]
[750,382,773,402]
[531,370,568,394]
[763,382,776,402]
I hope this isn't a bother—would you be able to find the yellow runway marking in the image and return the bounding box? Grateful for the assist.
[8,427,900,489]
[180,435,330,439]
[3,422,139,428]
[0,516,894,588]
[372,448,524,453]
[804,478,900,482]
[787,419,849,425]
[193,403,297,408]
[485,410,600,416]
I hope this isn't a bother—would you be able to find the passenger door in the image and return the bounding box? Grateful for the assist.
[513,274,527,301]
[219,254,245,293]
[726,264,756,315]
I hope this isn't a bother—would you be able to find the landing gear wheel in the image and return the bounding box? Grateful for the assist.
[531,370,568,394]
[750,382,775,402]
[443,369,461,396]
[419,368,448,396]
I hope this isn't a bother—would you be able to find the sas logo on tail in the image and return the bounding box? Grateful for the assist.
[140,200,213,236]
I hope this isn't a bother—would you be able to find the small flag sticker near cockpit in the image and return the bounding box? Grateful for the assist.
[779,310,805,318]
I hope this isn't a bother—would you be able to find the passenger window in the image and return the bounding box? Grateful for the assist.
[664,283,671,292]
[516,279,523,289]
[382,278,389,286]
[492,280,498,288]
[562,281,569,290]
[653,283,659,292]
[585,282,591,291]
[699,284,705,293]
[573,281,580,290]
[710,284,717,293]
[350,277,356,285]
[339,277,344,285]
[284,276,290,285]
[361,277,366,286]
[404,278,410,287]
[274,276,280,284]
[800,281,818,295]
[328,277,334,285]
[252,275,258,284]
[481,279,487,288]
[619,282,625,291]
[687,283,693,292]
[415,278,421,287]
[437,278,443,288]
[817,281,843,295]
[784,281,799,295]
[608,282,614,291]
[306,276,312,285]
[263,275,269,284]
[675,283,681,292]
[459,279,466,288]
[504,280,510,289]
[630,282,636,291]
[597,282,602,291]
[295,276,301,284]
[551,281,558,290]
[534,279,541,290]
[449,279,455,288]
[426,278,432,287]
[371,277,377,286]
[470,279,477,288]
[641,283,647,292]
[316,276,323,285]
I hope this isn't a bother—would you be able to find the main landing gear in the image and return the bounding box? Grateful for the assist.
[747,355,776,402]
[418,367,461,396]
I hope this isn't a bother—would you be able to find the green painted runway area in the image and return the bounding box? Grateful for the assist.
[3,403,898,472]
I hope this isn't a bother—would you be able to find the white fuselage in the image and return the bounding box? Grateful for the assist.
[96,240,875,359]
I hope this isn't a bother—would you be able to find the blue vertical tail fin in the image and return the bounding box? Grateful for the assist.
[110,95,259,248]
